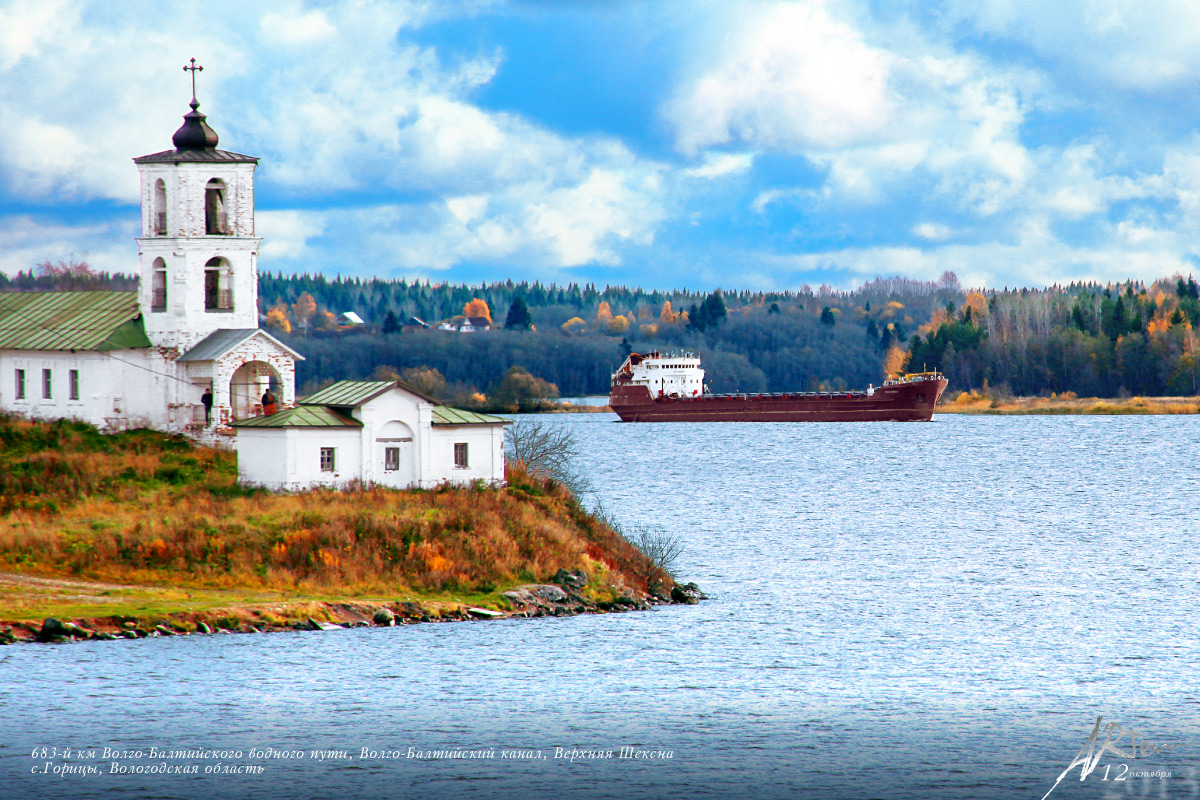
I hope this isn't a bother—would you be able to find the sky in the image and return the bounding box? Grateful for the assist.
[3,0,1200,292]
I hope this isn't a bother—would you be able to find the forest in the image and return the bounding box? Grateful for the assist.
[4,259,1198,402]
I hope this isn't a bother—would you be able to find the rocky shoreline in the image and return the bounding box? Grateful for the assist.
[0,571,707,645]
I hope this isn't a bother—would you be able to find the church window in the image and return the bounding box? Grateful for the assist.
[14,369,25,400]
[320,447,336,473]
[205,179,228,235]
[151,258,167,311]
[454,443,469,469]
[42,369,53,400]
[385,447,400,472]
[204,257,233,311]
[69,370,80,401]
[153,179,167,235]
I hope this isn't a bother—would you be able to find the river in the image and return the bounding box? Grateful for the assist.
[2,413,1198,799]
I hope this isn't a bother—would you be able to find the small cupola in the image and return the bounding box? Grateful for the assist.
[172,99,219,151]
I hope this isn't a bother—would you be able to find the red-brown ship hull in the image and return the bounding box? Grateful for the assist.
[609,377,948,422]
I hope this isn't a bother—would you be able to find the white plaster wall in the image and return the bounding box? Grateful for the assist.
[236,427,361,491]
[0,348,189,431]
[352,388,433,487]
[428,425,506,486]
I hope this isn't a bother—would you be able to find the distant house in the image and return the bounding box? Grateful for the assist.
[335,311,364,326]
[402,316,430,333]
[437,315,492,332]
[232,380,509,490]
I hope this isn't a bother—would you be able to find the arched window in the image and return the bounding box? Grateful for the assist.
[151,257,167,311]
[153,179,167,235]
[204,257,233,310]
[205,179,228,235]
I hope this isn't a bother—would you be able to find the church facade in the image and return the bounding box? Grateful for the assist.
[0,90,299,444]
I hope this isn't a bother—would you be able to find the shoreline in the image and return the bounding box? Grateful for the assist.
[938,394,1200,415]
[0,571,705,645]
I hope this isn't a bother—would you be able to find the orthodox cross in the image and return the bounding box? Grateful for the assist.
[183,58,204,101]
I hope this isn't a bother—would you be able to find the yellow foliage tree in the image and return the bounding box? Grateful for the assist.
[884,345,910,377]
[607,315,631,334]
[596,301,613,325]
[463,298,492,323]
[561,317,587,334]
[291,292,317,335]
[639,323,658,338]
[963,290,988,319]
[265,305,291,334]
[659,301,676,323]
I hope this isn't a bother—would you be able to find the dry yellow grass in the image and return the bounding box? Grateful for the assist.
[939,392,1200,415]
[0,416,648,615]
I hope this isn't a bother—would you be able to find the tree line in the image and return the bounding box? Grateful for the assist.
[7,258,1199,399]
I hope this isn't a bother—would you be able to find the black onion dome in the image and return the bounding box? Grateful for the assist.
[172,99,219,151]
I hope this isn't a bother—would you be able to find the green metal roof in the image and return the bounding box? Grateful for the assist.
[232,405,362,428]
[300,380,395,407]
[431,406,510,426]
[0,291,151,351]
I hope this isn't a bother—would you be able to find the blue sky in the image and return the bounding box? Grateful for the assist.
[3,0,1200,291]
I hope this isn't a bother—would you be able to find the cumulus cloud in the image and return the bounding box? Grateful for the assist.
[941,0,1200,91]
[0,0,667,275]
[665,0,1036,215]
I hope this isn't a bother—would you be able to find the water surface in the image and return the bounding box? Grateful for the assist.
[3,414,1197,799]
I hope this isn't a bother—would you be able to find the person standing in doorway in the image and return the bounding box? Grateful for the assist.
[201,387,214,425]
[261,388,277,415]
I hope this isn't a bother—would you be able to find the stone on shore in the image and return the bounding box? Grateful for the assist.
[373,608,396,626]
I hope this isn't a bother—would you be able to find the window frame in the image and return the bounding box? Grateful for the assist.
[15,368,25,400]
[384,446,400,472]
[69,369,80,401]
[42,368,52,400]
[453,442,469,469]
[320,447,336,473]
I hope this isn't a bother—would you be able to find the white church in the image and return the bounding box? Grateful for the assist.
[0,69,507,490]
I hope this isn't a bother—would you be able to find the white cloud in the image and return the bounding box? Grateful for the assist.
[0,0,669,273]
[684,152,754,179]
[666,1,1035,215]
[912,222,952,241]
[0,216,136,277]
[942,0,1200,91]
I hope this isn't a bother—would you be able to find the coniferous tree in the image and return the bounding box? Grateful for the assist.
[504,297,534,330]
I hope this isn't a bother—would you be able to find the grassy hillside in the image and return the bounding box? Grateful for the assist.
[0,415,652,628]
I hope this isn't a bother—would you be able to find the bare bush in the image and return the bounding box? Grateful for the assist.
[505,419,593,497]
[629,523,684,595]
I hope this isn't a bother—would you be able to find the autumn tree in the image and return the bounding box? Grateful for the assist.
[400,366,449,400]
[595,301,614,325]
[292,292,317,337]
[607,314,631,334]
[265,304,291,334]
[884,344,910,377]
[659,301,676,323]
[463,298,492,323]
[489,366,558,412]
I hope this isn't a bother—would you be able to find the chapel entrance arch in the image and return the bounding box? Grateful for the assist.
[229,361,281,421]
[375,420,417,488]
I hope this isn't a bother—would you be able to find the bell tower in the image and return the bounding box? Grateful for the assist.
[133,59,261,352]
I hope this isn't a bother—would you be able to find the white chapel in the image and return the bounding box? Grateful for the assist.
[0,73,300,444]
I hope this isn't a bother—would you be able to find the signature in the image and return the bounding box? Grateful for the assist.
[1042,716,1180,799]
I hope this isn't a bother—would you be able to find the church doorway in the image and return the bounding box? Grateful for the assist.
[229,361,281,421]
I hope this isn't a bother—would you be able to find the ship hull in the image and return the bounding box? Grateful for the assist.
[609,377,948,423]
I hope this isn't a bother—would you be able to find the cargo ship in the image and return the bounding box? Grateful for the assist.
[609,351,947,422]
